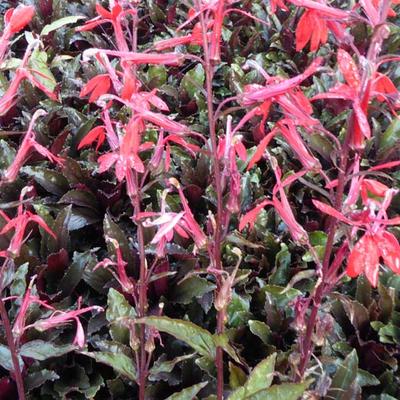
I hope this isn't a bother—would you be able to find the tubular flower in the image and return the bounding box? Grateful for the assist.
[313,186,400,287]
[0,187,57,257]
[3,110,63,182]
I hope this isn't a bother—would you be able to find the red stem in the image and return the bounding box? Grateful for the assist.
[297,22,389,380]
[195,2,225,398]
[0,297,25,400]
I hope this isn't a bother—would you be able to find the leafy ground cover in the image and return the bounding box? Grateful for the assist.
[0,0,400,399]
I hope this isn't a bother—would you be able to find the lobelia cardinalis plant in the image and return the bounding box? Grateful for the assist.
[77,0,400,398]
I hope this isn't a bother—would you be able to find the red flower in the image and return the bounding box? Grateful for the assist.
[154,23,205,51]
[240,164,308,243]
[296,10,328,52]
[77,1,129,51]
[29,299,103,348]
[312,49,369,149]
[0,67,58,116]
[138,181,206,256]
[270,0,288,13]
[12,276,54,342]
[80,74,111,103]
[97,117,146,196]
[83,49,186,66]
[313,187,400,286]
[3,110,63,182]
[95,238,135,293]
[4,5,35,34]
[242,57,322,104]
[78,126,106,151]
[0,187,57,256]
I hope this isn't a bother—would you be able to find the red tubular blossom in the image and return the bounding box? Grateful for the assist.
[270,0,288,13]
[78,126,106,151]
[240,165,308,243]
[242,57,323,104]
[3,110,63,182]
[83,49,185,66]
[0,187,57,256]
[0,67,58,116]
[278,121,320,170]
[80,74,111,103]
[95,239,135,293]
[31,303,103,348]
[12,277,54,340]
[296,10,328,52]
[210,0,225,63]
[170,178,207,250]
[77,1,128,51]
[6,5,35,34]
[288,0,350,19]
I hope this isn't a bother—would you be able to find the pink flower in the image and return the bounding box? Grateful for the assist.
[242,57,323,105]
[78,126,106,151]
[30,299,103,349]
[77,1,130,51]
[80,74,111,103]
[0,186,56,256]
[12,276,54,342]
[138,181,207,256]
[240,164,308,244]
[3,110,63,182]
[0,5,35,62]
[313,187,400,286]
[0,67,58,116]
[95,238,135,293]
[83,49,185,66]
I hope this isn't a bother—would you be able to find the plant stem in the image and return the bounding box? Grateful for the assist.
[132,175,148,400]
[0,297,25,400]
[297,22,389,380]
[195,2,225,398]
[129,10,147,400]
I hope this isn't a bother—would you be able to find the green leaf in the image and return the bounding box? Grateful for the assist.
[171,276,216,304]
[139,316,216,359]
[20,340,76,361]
[28,49,57,92]
[149,354,195,382]
[227,292,252,328]
[229,362,247,389]
[48,205,72,253]
[81,351,136,381]
[106,288,136,344]
[103,214,135,268]
[25,369,60,391]
[21,166,68,196]
[247,381,311,400]
[0,344,23,372]
[0,139,16,171]
[227,353,276,400]
[378,117,400,157]
[41,16,85,36]
[181,64,205,98]
[327,349,359,400]
[147,65,167,88]
[58,250,93,297]
[357,369,380,387]
[270,244,291,285]
[10,263,28,296]
[165,382,208,400]
[213,333,241,363]
[248,320,272,344]
[260,285,301,307]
